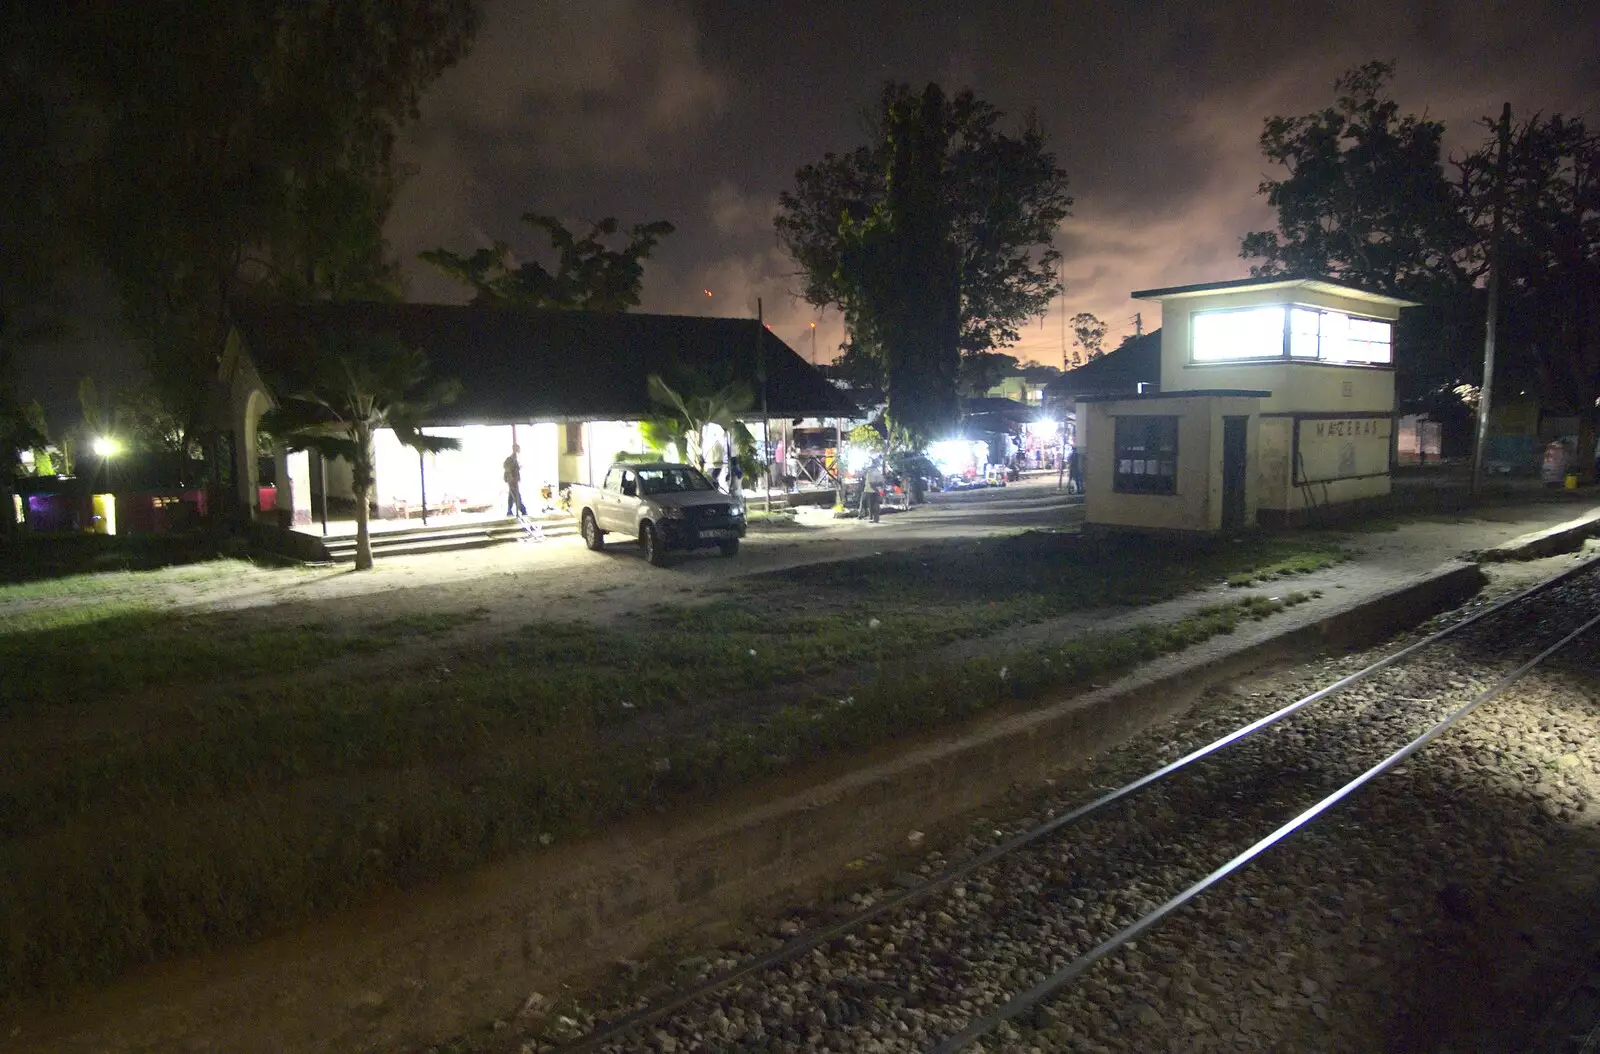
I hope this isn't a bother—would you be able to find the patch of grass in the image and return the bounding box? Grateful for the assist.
[0,558,259,614]
[0,531,1347,998]
[0,606,487,710]
[667,593,1317,795]
[0,588,1313,999]
[0,536,244,586]
[1225,546,1348,587]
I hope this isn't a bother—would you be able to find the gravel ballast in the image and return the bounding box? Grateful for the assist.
[490,554,1600,1054]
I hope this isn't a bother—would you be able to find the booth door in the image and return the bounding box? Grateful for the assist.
[1222,416,1248,530]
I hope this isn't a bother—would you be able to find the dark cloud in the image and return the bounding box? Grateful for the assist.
[389,0,729,303]
[378,0,1600,364]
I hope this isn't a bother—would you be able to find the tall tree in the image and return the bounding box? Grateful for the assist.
[776,82,1072,440]
[1240,61,1491,427]
[834,84,964,443]
[1470,114,1600,479]
[1070,312,1108,361]
[1244,63,1600,478]
[0,345,49,536]
[1240,62,1475,299]
[423,214,675,310]
[22,0,477,493]
[263,333,460,570]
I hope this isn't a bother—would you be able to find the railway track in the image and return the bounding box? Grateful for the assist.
[534,554,1600,1053]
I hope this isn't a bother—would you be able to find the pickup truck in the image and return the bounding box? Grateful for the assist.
[571,461,746,566]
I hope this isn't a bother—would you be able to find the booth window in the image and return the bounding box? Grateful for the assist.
[1114,416,1178,495]
[1192,306,1286,361]
[564,422,584,454]
[1194,305,1391,365]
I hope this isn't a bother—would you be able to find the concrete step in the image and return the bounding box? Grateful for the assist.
[324,520,576,561]
[326,516,565,543]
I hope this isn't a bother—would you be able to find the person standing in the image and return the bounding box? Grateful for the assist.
[503,444,527,516]
[860,457,884,523]
[1066,444,1083,495]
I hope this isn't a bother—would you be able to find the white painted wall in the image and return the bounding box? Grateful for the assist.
[371,424,561,515]
[1080,394,1261,533]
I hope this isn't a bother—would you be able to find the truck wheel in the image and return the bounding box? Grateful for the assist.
[581,510,605,550]
[718,538,740,557]
[641,522,669,566]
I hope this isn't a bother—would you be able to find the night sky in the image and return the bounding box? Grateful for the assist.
[20,1,1600,418]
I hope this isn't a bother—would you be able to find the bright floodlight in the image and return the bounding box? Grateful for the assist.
[93,437,120,457]
[928,439,974,477]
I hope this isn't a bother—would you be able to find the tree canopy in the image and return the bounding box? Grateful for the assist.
[7,0,477,467]
[1070,312,1108,365]
[1240,62,1474,300]
[1478,112,1600,467]
[777,83,1071,443]
[1243,62,1600,477]
[423,214,675,310]
[644,373,758,481]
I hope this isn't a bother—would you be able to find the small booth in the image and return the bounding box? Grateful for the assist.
[1079,276,1417,535]
[1079,390,1266,534]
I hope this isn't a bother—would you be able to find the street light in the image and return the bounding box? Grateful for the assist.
[809,321,817,365]
[91,436,120,534]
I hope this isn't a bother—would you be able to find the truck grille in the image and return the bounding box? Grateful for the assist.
[691,504,736,527]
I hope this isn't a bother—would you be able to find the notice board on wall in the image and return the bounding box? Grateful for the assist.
[1294,415,1392,484]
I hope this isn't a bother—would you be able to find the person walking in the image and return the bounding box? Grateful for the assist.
[1066,444,1084,495]
[503,444,527,516]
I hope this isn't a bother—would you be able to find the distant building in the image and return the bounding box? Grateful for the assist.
[1044,331,1162,406]
[984,363,1059,408]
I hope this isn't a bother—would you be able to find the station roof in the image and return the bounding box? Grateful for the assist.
[233,300,860,424]
[1130,275,1420,308]
[1076,388,1271,403]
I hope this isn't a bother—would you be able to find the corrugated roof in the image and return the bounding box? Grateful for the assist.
[232,301,860,424]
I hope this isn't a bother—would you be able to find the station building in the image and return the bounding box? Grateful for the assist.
[225,302,856,535]
[1077,276,1418,535]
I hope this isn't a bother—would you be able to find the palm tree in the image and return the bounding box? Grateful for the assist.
[263,331,460,570]
[644,373,760,479]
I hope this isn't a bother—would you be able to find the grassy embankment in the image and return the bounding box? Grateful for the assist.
[0,532,1343,999]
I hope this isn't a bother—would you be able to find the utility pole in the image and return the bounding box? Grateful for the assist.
[1471,102,1512,499]
[757,298,771,512]
[810,320,817,365]
[1134,311,1143,338]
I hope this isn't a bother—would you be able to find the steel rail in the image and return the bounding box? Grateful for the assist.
[934,605,1600,1052]
[554,554,1600,1053]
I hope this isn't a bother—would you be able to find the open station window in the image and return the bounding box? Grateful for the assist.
[1192,305,1392,365]
[1114,415,1179,495]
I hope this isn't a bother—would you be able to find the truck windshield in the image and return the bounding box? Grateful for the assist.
[636,466,715,494]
